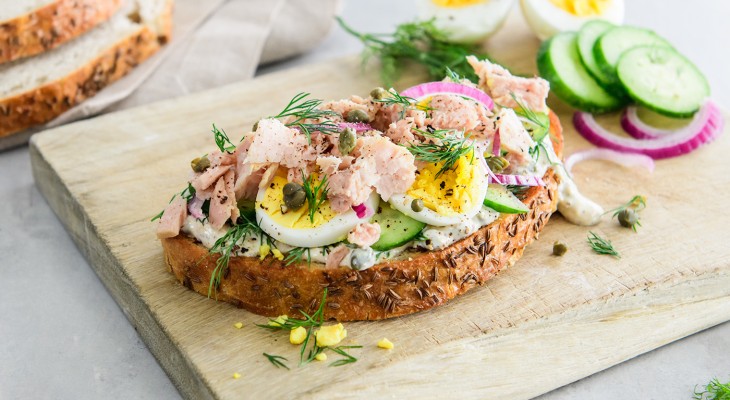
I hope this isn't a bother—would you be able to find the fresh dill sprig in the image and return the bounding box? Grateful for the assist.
[372,88,431,119]
[212,123,236,153]
[606,195,647,216]
[445,66,464,82]
[694,377,730,400]
[509,92,550,141]
[605,195,647,232]
[407,128,475,177]
[337,17,488,86]
[263,353,290,370]
[587,231,620,258]
[284,246,312,267]
[329,346,363,367]
[301,172,329,224]
[269,92,339,143]
[208,214,271,297]
[151,183,196,221]
[411,230,428,243]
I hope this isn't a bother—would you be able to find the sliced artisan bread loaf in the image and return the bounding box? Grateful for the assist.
[0,0,123,64]
[0,0,173,139]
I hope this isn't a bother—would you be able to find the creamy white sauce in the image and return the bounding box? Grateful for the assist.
[417,207,500,250]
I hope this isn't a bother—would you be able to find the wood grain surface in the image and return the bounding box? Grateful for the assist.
[29,12,730,400]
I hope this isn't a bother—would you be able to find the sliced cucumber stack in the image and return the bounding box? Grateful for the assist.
[537,32,623,113]
[617,46,710,118]
[576,20,615,87]
[483,184,529,214]
[593,26,673,96]
[370,202,426,251]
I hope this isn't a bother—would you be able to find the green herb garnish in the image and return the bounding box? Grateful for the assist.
[329,346,363,367]
[372,88,432,120]
[337,17,487,86]
[587,231,620,258]
[269,92,339,144]
[150,183,196,221]
[407,128,475,178]
[694,377,730,400]
[263,353,290,370]
[301,172,329,224]
[284,246,312,267]
[509,92,550,143]
[208,214,271,297]
[212,123,236,153]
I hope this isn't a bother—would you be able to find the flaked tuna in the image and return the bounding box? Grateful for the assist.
[156,196,188,239]
[467,56,549,113]
[347,222,382,248]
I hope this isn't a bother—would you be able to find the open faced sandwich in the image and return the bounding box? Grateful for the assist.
[156,57,571,321]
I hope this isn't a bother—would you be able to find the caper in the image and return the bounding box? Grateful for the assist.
[618,209,638,228]
[486,156,510,174]
[411,198,424,212]
[283,182,306,210]
[552,241,567,256]
[350,248,375,270]
[190,156,211,172]
[370,87,388,100]
[338,127,357,155]
[345,109,371,123]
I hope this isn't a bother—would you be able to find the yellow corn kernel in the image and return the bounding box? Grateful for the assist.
[377,338,394,350]
[290,326,307,345]
[268,315,288,327]
[315,323,347,347]
[314,352,327,361]
[232,372,241,379]
[233,322,243,329]
[259,244,271,260]
[271,248,284,260]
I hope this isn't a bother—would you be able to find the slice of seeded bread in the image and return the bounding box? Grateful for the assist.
[0,0,173,139]
[0,0,123,65]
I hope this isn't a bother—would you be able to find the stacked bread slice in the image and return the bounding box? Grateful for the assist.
[0,0,173,140]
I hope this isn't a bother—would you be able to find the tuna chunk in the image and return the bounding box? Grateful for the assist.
[156,196,188,239]
[467,56,549,113]
[191,165,231,193]
[246,119,313,170]
[209,170,237,229]
[347,222,381,248]
[429,95,482,132]
[495,108,536,168]
[325,244,350,269]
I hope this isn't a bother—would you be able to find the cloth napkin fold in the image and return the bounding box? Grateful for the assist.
[46,0,341,127]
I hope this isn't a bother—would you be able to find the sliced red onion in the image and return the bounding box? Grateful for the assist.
[338,122,372,132]
[475,142,499,182]
[565,149,655,175]
[188,196,205,219]
[620,106,670,139]
[574,101,723,160]
[352,203,369,219]
[492,174,545,186]
[491,128,501,156]
[400,82,494,111]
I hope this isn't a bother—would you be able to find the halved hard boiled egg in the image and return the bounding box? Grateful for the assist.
[520,0,624,40]
[256,172,380,248]
[389,151,489,226]
[417,0,516,44]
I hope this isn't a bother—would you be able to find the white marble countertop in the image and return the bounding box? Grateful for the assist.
[1,1,728,399]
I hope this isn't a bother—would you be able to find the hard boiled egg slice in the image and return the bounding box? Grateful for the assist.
[417,0,516,44]
[520,0,624,40]
[389,151,489,226]
[256,173,380,248]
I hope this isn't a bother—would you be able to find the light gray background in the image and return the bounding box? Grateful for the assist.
[1,1,728,399]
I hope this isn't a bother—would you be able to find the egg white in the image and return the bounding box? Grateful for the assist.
[520,0,624,40]
[388,165,489,227]
[256,190,380,248]
[417,0,516,43]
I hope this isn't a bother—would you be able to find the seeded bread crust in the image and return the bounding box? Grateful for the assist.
[163,169,558,321]
[162,114,564,321]
[0,0,173,139]
[0,0,123,65]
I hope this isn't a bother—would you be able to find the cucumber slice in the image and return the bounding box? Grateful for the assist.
[593,26,673,96]
[515,108,550,142]
[370,202,426,251]
[617,46,710,118]
[483,184,529,214]
[537,32,623,113]
[577,20,614,86]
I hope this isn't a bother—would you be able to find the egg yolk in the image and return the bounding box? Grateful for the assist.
[432,0,487,7]
[407,151,480,217]
[258,173,336,229]
[549,0,612,16]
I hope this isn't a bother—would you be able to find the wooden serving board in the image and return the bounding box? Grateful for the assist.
[30,12,730,400]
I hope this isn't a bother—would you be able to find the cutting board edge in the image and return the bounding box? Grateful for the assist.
[29,142,219,400]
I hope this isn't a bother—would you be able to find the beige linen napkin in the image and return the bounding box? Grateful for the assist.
[3,0,339,149]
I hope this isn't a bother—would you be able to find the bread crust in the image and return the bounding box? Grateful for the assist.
[162,166,559,321]
[0,0,123,65]
[0,0,173,139]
